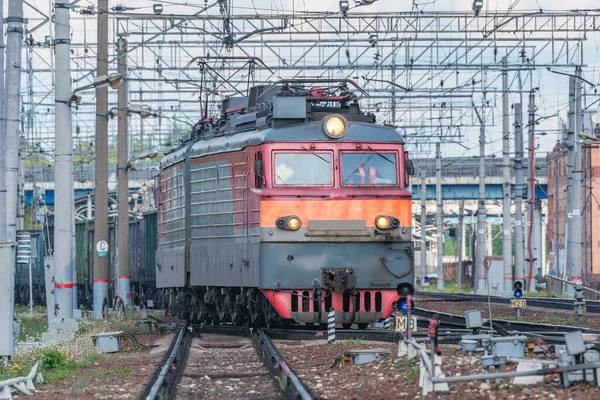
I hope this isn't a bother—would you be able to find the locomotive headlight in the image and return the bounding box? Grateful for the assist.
[375,215,400,230]
[323,115,347,138]
[287,216,301,231]
[276,216,302,231]
[375,215,390,229]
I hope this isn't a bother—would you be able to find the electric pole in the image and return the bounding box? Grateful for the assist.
[93,0,110,318]
[565,75,576,291]
[53,0,75,319]
[4,0,24,243]
[457,197,465,287]
[570,67,583,288]
[117,36,130,305]
[420,169,427,277]
[475,93,487,295]
[514,103,525,285]
[501,57,513,296]
[0,0,6,240]
[435,143,444,289]
[526,89,537,292]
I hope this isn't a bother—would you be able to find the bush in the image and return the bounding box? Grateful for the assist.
[42,349,67,370]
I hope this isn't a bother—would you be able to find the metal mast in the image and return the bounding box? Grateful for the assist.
[570,68,583,288]
[420,169,427,277]
[117,36,130,305]
[435,143,444,289]
[93,0,110,318]
[53,1,75,318]
[501,57,513,295]
[526,90,537,292]
[457,198,465,287]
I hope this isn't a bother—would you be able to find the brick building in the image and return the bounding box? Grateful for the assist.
[547,137,600,282]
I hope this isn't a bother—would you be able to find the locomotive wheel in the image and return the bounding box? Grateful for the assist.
[357,323,369,330]
[342,323,353,329]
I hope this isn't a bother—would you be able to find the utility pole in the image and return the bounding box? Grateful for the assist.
[501,57,513,296]
[420,169,427,277]
[4,0,24,243]
[53,0,74,319]
[435,143,444,289]
[475,93,487,295]
[565,75,576,290]
[457,197,465,287]
[0,0,6,240]
[514,103,525,285]
[117,36,130,305]
[570,68,583,288]
[94,0,110,318]
[526,89,537,292]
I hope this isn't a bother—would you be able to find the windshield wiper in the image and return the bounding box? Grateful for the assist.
[301,146,330,163]
[367,146,394,164]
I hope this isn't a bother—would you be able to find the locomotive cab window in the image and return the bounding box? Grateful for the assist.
[273,152,333,186]
[341,152,398,185]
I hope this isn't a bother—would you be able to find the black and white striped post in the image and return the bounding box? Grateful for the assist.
[327,308,336,343]
[383,317,391,330]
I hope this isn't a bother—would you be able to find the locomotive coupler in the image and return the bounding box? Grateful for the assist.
[322,268,356,293]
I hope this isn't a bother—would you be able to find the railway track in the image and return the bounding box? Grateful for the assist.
[417,291,600,313]
[412,307,600,337]
[142,324,315,399]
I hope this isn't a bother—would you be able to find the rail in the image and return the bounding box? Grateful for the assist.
[142,325,189,400]
[253,328,314,400]
[417,291,600,313]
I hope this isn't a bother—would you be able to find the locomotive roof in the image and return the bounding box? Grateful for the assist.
[161,120,404,170]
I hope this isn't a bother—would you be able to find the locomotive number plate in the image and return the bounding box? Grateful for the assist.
[510,299,527,309]
[395,315,418,333]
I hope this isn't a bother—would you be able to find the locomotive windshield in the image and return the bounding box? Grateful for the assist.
[341,152,398,185]
[274,152,333,185]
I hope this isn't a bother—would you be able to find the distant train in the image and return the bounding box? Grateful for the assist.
[157,80,415,328]
[15,212,159,309]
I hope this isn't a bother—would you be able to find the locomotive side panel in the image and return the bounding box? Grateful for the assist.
[188,150,260,287]
[157,163,187,288]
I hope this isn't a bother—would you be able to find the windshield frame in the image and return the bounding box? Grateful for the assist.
[271,150,335,187]
[340,150,399,187]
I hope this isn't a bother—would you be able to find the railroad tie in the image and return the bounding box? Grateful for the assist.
[327,309,336,343]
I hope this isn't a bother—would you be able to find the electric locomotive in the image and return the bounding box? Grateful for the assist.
[157,80,415,327]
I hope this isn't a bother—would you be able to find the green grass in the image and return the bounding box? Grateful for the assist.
[14,306,48,342]
[341,338,363,345]
[420,279,472,294]
[42,352,105,383]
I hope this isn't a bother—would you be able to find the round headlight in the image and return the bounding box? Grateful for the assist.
[323,115,347,138]
[287,216,301,231]
[375,215,390,230]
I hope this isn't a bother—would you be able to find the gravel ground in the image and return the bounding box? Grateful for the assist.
[415,296,600,330]
[175,335,280,399]
[278,340,600,400]
[27,333,172,400]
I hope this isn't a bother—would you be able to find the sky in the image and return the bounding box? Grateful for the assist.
[6,0,600,161]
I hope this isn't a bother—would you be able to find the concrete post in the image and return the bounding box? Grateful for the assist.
[476,95,487,295]
[53,0,74,319]
[0,0,6,241]
[533,199,542,287]
[501,57,513,296]
[93,0,110,318]
[116,37,130,305]
[457,198,465,287]
[570,69,583,287]
[420,169,427,276]
[514,103,525,284]
[526,90,536,292]
[4,0,24,243]
[435,143,444,289]
[0,244,16,357]
[565,75,576,296]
